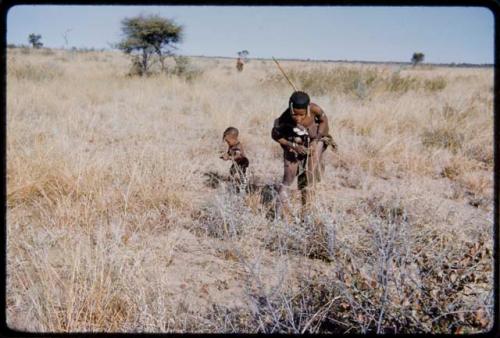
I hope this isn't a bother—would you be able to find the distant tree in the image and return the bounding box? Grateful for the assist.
[411,52,425,66]
[117,14,183,76]
[28,33,43,49]
[237,50,250,62]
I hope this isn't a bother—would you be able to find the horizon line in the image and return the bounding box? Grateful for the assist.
[7,45,494,67]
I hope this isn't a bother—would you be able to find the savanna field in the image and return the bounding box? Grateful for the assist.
[6,47,494,333]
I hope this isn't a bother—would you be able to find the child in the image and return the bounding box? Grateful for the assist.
[220,127,249,186]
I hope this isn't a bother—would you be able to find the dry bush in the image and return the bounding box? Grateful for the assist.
[171,55,204,82]
[421,127,464,153]
[385,72,420,93]
[198,191,493,334]
[423,76,447,91]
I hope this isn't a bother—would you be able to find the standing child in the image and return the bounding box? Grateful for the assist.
[220,127,249,187]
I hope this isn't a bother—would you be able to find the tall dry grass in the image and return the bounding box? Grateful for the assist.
[6,48,494,333]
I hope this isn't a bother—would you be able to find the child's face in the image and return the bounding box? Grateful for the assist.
[291,107,307,125]
[224,134,239,146]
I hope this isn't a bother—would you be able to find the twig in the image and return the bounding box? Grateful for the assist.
[301,296,341,333]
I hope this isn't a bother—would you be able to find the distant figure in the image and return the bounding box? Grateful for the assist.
[236,57,244,72]
[221,127,249,187]
[271,91,336,219]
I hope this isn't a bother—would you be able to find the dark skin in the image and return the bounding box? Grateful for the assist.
[236,58,244,72]
[221,133,249,188]
[274,103,329,219]
[274,103,329,155]
[220,134,244,161]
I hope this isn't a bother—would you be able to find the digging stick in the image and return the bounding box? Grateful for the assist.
[272,57,298,92]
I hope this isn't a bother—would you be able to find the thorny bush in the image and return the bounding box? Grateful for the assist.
[197,190,493,333]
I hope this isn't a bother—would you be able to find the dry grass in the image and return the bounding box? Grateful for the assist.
[6,48,494,333]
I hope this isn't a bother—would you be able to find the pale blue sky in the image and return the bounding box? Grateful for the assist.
[7,5,494,64]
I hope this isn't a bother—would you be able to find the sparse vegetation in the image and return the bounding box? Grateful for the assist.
[6,47,493,333]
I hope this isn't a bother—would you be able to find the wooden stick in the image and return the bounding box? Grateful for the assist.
[272,57,298,92]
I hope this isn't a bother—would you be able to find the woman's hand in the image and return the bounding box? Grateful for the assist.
[289,142,308,155]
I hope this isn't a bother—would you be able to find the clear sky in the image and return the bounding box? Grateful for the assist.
[6,5,494,64]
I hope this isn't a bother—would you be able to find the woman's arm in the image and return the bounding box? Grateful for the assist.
[310,103,329,138]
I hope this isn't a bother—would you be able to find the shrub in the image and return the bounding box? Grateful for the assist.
[195,190,250,239]
[172,56,203,82]
[385,73,419,93]
[421,128,464,153]
[424,77,447,91]
[206,193,493,333]
[128,55,145,76]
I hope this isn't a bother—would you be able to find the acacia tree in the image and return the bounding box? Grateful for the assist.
[237,50,250,62]
[411,52,425,67]
[117,14,183,75]
[28,33,43,49]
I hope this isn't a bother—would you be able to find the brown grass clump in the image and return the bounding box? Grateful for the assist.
[6,48,493,333]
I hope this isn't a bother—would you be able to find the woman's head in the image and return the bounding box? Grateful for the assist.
[289,91,310,124]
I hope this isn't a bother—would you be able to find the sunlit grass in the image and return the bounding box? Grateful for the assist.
[6,47,493,333]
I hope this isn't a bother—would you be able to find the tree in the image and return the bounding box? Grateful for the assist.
[411,52,425,66]
[237,50,250,62]
[28,33,43,49]
[117,14,183,76]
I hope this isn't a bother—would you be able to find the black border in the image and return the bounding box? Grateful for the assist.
[0,0,498,337]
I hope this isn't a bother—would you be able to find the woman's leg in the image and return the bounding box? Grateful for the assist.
[277,158,298,221]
